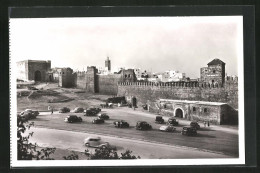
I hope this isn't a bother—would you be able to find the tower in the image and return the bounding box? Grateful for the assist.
[200,58,225,86]
[86,66,98,93]
[105,57,111,72]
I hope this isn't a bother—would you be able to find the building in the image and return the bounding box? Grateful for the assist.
[158,70,186,82]
[200,58,225,87]
[16,60,51,82]
[151,99,238,125]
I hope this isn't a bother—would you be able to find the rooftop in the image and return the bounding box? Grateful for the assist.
[159,99,227,106]
[207,59,225,66]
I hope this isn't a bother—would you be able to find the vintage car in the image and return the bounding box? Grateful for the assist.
[155,116,165,124]
[98,113,109,120]
[72,107,84,113]
[167,117,179,126]
[190,121,201,130]
[159,125,176,132]
[113,120,130,128]
[136,121,152,130]
[59,107,70,113]
[84,137,109,148]
[85,109,97,116]
[181,126,197,136]
[64,115,82,123]
[92,118,105,124]
[19,109,39,120]
[87,107,101,114]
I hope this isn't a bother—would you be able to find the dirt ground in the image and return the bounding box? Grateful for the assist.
[17,83,112,112]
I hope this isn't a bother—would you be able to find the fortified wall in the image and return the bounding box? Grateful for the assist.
[117,77,238,109]
[84,66,136,95]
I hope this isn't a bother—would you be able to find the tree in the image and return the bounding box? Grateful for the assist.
[85,147,141,160]
[17,116,56,160]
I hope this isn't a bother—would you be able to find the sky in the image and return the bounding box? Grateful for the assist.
[9,16,243,78]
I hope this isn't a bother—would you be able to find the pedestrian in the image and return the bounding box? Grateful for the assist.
[208,121,210,127]
[204,121,206,127]
[51,107,54,114]
[133,106,135,111]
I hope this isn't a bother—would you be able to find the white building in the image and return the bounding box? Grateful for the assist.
[158,70,186,82]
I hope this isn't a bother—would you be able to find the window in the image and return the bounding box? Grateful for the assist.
[62,72,64,74]
[193,107,196,112]
[128,74,131,78]
[213,70,216,73]
[204,108,208,113]
[125,74,127,78]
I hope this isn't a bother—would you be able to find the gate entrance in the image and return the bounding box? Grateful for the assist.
[175,108,183,118]
[34,70,41,81]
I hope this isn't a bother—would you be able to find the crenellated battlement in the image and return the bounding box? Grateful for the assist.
[118,81,226,88]
[225,75,238,82]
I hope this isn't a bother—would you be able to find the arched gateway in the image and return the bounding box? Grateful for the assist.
[34,70,41,81]
[174,108,184,118]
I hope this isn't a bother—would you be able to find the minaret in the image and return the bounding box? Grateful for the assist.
[105,57,111,72]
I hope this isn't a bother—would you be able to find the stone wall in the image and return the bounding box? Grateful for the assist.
[97,74,122,95]
[59,68,77,88]
[76,71,87,89]
[16,61,28,81]
[117,81,238,109]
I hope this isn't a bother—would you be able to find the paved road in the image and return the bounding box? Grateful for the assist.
[30,107,238,157]
[26,127,231,159]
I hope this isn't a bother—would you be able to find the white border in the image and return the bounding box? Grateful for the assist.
[10,16,245,167]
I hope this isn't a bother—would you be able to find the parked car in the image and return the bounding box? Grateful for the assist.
[98,113,109,120]
[92,118,105,124]
[159,125,176,132]
[19,109,39,120]
[20,109,39,117]
[87,107,101,114]
[72,107,84,113]
[64,115,82,123]
[85,110,97,116]
[155,116,164,124]
[84,137,109,148]
[190,121,200,130]
[136,121,152,130]
[167,117,179,126]
[113,120,129,128]
[59,107,70,113]
[181,126,197,136]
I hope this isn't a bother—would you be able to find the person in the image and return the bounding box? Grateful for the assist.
[51,107,54,114]
[204,121,207,127]
[208,121,210,127]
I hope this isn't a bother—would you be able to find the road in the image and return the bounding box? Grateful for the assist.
[26,127,231,159]
[29,107,238,157]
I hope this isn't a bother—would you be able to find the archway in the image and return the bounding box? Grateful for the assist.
[34,70,41,81]
[175,108,183,118]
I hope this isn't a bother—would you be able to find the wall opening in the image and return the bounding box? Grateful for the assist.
[34,70,41,81]
[175,108,183,118]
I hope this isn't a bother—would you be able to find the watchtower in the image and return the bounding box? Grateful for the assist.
[200,59,225,86]
[86,66,98,93]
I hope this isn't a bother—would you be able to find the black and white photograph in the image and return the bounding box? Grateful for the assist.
[9,9,245,167]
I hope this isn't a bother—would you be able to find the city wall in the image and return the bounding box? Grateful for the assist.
[117,80,238,109]
[97,74,121,95]
[76,72,87,89]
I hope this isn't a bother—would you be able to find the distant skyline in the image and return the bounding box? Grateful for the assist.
[10,16,243,78]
